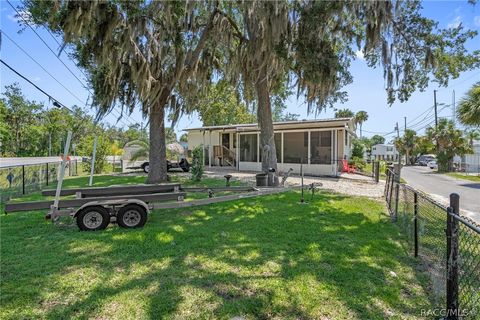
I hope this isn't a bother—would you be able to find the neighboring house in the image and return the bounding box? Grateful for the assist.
[185,118,356,176]
[371,144,399,162]
[462,140,480,173]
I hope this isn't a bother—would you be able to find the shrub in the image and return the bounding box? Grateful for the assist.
[351,139,365,159]
[77,133,110,174]
[191,146,204,181]
[349,156,366,171]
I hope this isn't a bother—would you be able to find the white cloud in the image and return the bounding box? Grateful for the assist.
[447,15,462,29]
[355,50,365,60]
[33,77,41,82]
[474,16,480,27]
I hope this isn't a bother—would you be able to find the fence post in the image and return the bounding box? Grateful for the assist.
[446,193,459,320]
[22,165,25,194]
[46,163,49,186]
[393,182,399,222]
[414,191,419,257]
[374,162,380,183]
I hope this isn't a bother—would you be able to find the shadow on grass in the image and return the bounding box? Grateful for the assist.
[1,191,431,319]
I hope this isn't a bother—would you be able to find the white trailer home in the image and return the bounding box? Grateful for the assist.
[185,118,356,176]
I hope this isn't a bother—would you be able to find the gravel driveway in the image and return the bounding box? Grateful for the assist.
[204,169,385,199]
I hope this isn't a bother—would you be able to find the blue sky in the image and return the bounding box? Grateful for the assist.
[1,0,479,142]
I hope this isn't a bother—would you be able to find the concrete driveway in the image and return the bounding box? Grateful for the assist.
[401,166,480,223]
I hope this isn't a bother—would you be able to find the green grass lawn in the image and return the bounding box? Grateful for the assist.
[445,172,480,182]
[0,174,431,319]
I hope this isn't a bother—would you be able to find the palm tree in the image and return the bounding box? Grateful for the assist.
[355,111,369,138]
[426,119,473,172]
[109,141,124,173]
[334,108,355,118]
[457,82,480,127]
[465,129,480,146]
[394,129,417,165]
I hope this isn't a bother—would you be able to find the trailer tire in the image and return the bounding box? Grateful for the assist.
[117,204,147,229]
[141,162,150,173]
[76,206,110,231]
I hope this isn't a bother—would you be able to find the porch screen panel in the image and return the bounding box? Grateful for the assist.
[259,134,281,163]
[275,133,282,163]
[283,132,308,164]
[311,131,332,164]
[239,134,258,162]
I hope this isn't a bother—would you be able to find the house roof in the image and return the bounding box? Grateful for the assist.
[183,117,355,132]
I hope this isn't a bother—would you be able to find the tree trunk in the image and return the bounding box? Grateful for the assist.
[147,103,168,183]
[255,65,277,173]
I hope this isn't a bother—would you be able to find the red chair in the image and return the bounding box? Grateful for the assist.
[341,159,356,173]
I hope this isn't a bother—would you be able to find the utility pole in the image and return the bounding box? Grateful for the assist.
[395,122,401,165]
[48,132,52,157]
[452,90,456,126]
[434,90,438,129]
[404,117,407,165]
[434,90,439,153]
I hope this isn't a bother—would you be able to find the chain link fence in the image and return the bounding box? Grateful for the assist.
[385,168,480,318]
[0,160,78,202]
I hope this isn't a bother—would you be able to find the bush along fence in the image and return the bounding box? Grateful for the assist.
[0,160,78,202]
[385,168,479,319]
[363,160,381,183]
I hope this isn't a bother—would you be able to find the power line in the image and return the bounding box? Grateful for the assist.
[406,105,434,126]
[7,0,140,129]
[2,31,86,106]
[6,0,88,91]
[1,58,72,112]
[7,0,132,127]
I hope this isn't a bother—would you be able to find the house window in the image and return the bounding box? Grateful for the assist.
[275,133,282,163]
[283,132,308,163]
[311,131,332,164]
[239,134,258,162]
[345,130,348,146]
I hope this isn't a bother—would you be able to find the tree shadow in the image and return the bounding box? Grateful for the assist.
[0,191,431,319]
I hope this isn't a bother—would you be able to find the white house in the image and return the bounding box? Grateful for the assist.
[185,118,356,176]
[371,144,399,162]
[463,140,480,173]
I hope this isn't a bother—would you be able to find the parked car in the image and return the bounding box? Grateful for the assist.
[427,160,438,169]
[416,154,436,166]
[141,158,190,173]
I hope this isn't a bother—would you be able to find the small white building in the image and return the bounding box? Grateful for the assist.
[185,118,356,176]
[371,144,399,162]
[463,140,480,173]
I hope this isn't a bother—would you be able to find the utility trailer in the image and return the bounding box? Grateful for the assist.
[4,183,286,231]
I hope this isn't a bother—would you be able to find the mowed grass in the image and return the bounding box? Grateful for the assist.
[445,172,480,182]
[0,175,431,319]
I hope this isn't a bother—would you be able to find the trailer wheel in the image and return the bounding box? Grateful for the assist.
[141,162,150,173]
[117,204,147,229]
[76,206,110,231]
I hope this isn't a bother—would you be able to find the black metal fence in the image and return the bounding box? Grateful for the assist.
[385,169,480,319]
[0,160,78,202]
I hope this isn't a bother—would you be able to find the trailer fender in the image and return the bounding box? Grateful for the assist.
[74,199,150,217]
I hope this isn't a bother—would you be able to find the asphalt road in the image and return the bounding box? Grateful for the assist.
[401,166,480,223]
